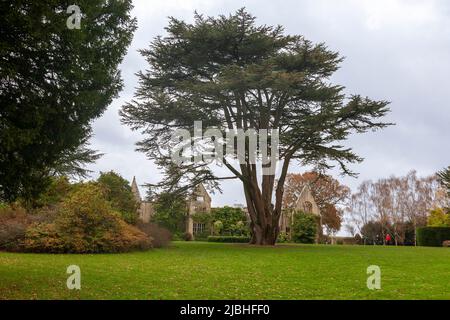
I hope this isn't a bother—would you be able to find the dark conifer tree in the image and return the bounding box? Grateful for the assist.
[0,1,136,204]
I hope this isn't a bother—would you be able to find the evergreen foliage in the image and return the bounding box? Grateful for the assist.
[0,1,137,204]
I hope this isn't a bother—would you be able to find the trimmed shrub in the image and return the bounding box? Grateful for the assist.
[213,220,223,235]
[291,211,318,244]
[136,222,172,248]
[207,236,250,243]
[341,237,358,245]
[183,232,193,241]
[277,232,290,243]
[193,231,210,241]
[416,227,450,247]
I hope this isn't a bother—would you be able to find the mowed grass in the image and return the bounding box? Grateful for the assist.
[0,242,449,300]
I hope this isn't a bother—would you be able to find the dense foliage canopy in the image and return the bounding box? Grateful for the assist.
[97,171,139,224]
[0,1,136,204]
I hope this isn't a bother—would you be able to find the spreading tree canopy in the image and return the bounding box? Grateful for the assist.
[0,1,136,204]
[121,9,391,245]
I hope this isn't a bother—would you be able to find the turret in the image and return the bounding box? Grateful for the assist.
[131,176,141,203]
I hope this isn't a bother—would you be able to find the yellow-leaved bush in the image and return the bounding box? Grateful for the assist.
[427,208,450,227]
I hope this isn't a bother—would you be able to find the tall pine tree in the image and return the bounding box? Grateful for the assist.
[121,9,391,245]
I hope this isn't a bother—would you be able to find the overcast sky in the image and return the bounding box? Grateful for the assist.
[86,0,450,210]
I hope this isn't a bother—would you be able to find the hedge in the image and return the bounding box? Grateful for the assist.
[416,227,450,247]
[207,236,250,243]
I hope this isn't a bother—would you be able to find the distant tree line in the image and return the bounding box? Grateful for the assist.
[346,170,449,245]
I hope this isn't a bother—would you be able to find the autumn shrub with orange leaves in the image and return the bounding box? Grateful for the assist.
[0,205,32,251]
[1,183,152,253]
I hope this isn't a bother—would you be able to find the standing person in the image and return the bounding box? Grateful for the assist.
[385,234,391,245]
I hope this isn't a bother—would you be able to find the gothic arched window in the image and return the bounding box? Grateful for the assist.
[304,201,313,213]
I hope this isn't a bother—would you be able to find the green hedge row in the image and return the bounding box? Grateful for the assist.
[416,227,450,247]
[207,236,250,243]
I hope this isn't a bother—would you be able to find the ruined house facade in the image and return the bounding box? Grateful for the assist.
[131,178,212,237]
[131,177,321,240]
[185,184,212,236]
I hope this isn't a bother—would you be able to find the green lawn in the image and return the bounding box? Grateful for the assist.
[0,241,449,300]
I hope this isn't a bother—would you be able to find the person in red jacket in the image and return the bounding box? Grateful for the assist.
[385,234,391,245]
